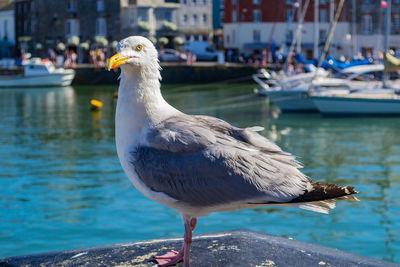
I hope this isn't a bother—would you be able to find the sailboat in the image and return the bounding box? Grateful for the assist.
[310,1,400,116]
[253,64,385,112]
[310,53,400,116]
[252,0,357,112]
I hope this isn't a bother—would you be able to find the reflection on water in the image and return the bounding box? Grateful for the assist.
[0,84,399,263]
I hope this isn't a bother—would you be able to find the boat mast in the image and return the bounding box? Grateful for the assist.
[329,0,334,22]
[383,0,391,88]
[296,0,303,53]
[315,0,345,70]
[313,0,319,59]
[352,0,357,55]
[284,0,310,69]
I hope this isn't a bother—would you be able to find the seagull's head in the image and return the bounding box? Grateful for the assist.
[107,36,160,78]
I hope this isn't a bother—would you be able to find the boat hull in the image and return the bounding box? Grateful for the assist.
[312,96,400,115]
[262,90,317,112]
[0,71,75,87]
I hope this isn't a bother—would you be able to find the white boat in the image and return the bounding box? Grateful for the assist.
[253,67,329,95]
[310,54,400,116]
[253,65,384,112]
[311,89,400,116]
[0,60,75,87]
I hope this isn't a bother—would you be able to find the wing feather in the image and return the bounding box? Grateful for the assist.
[131,115,310,207]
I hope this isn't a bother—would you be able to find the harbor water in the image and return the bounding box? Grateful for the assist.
[0,83,399,263]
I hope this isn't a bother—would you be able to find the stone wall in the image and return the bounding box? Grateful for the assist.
[72,64,257,85]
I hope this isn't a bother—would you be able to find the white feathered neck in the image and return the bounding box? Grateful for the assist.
[116,62,180,129]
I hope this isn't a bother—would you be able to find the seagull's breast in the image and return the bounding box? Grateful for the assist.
[116,120,179,208]
[115,93,181,209]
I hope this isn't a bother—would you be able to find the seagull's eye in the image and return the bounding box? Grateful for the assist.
[136,44,143,51]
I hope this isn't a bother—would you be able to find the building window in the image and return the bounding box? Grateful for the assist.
[394,14,400,29]
[253,10,261,22]
[24,20,29,34]
[203,14,207,24]
[183,14,188,24]
[4,20,8,38]
[65,19,80,37]
[97,0,104,12]
[362,14,372,34]
[253,29,261,42]
[286,30,293,41]
[319,29,327,41]
[129,13,135,26]
[319,0,326,4]
[67,0,77,11]
[363,0,371,3]
[183,0,187,4]
[285,0,293,4]
[232,10,237,22]
[193,0,197,5]
[138,9,148,21]
[253,0,261,4]
[285,9,294,22]
[165,11,172,22]
[319,9,327,22]
[96,18,107,36]
[193,14,198,25]
[203,0,207,4]
[232,0,236,5]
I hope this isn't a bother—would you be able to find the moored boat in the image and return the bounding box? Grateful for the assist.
[0,60,75,88]
[254,65,384,112]
[311,90,400,116]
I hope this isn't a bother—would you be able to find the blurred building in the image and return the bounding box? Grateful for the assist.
[212,0,223,30]
[355,0,400,57]
[223,0,350,59]
[14,0,122,56]
[120,0,180,40]
[176,0,213,41]
[0,1,13,43]
[223,0,400,59]
[212,0,224,48]
[12,0,215,57]
[0,1,14,59]
[0,0,12,8]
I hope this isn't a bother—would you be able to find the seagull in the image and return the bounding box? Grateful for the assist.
[107,36,358,267]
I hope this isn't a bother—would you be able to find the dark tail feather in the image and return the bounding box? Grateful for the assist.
[291,181,358,203]
[284,180,359,214]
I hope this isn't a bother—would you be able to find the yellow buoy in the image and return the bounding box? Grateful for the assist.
[90,99,103,111]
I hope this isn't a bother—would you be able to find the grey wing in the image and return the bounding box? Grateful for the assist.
[195,115,302,167]
[132,115,310,207]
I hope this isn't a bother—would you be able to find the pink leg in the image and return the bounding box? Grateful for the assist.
[154,216,197,267]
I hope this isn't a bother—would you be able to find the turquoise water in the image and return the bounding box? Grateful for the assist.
[0,84,399,263]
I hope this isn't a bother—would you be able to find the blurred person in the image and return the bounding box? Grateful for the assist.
[261,49,267,67]
[71,50,77,67]
[185,50,192,65]
[48,48,56,64]
[286,63,295,76]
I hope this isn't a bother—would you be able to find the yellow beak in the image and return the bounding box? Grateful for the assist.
[107,53,129,71]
